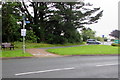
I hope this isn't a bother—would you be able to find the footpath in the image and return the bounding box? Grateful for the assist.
[1,45,86,59]
[26,45,86,57]
[26,48,60,57]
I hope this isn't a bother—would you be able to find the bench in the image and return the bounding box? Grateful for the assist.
[1,43,14,50]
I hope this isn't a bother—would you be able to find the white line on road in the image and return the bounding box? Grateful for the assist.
[96,63,118,67]
[15,67,75,76]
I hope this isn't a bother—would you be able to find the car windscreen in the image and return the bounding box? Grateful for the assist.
[88,39,95,41]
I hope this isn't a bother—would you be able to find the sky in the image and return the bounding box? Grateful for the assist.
[84,0,119,38]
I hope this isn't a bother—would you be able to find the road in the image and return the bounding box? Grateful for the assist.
[2,56,118,78]
[101,42,114,45]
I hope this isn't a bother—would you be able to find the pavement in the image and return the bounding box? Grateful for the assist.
[26,48,61,57]
[2,56,118,78]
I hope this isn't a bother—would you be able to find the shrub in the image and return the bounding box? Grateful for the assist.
[26,30,38,43]
[111,43,120,46]
[45,34,68,44]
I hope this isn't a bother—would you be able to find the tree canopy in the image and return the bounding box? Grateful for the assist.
[109,30,120,39]
[81,27,96,41]
[2,1,103,44]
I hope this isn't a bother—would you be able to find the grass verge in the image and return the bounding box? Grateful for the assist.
[12,42,86,49]
[1,42,85,58]
[46,45,119,55]
[0,50,33,58]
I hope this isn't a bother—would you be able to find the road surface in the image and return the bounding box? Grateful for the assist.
[2,56,118,78]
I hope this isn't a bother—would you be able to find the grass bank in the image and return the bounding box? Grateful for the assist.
[1,50,33,58]
[1,42,85,58]
[12,42,86,49]
[46,45,119,55]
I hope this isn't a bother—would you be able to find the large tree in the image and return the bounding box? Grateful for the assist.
[21,1,103,43]
[51,2,103,43]
[2,2,21,42]
[2,1,103,43]
[20,2,56,42]
[109,30,120,39]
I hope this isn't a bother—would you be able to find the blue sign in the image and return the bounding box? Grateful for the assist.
[25,21,30,23]
[102,35,104,38]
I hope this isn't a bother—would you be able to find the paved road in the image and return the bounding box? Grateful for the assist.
[2,56,118,78]
[101,42,114,45]
[38,41,113,49]
[38,45,86,49]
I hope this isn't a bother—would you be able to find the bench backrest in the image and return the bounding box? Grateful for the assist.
[2,43,11,47]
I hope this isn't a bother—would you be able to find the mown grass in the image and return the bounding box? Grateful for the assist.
[12,42,86,49]
[1,42,85,58]
[46,45,119,55]
[0,49,33,58]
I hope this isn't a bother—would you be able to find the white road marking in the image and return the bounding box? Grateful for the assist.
[96,63,118,67]
[15,67,75,76]
[15,63,118,76]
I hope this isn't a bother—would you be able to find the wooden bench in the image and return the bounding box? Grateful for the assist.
[1,43,14,50]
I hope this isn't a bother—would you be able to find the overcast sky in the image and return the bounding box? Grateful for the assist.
[84,0,119,38]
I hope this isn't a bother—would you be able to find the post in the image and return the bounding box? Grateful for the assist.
[22,14,26,54]
[102,35,104,45]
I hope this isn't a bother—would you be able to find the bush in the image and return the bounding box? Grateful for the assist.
[111,43,120,46]
[45,30,82,44]
[95,37,103,41]
[45,34,68,44]
[20,30,38,43]
[66,31,82,43]
[111,39,115,41]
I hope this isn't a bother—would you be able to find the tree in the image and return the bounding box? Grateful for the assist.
[45,2,103,43]
[2,2,21,42]
[0,3,2,43]
[20,2,55,42]
[109,30,120,39]
[81,28,96,41]
[2,1,103,44]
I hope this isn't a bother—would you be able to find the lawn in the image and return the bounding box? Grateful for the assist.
[13,42,85,49]
[46,45,119,55]
[1,42,85,58]
[1,50,33,58]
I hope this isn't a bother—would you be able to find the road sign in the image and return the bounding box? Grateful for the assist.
[102,35,104,38]
[17,21,22,24]
[114,40,120,44]
[25,21,30,23]
[21,29,26,36]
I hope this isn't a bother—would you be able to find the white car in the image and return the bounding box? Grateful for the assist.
[87,39,101,44]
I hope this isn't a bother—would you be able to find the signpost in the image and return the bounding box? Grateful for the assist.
[102,35,104,45]
[21,29,26,36]
[25,21,30,23]
[102,35,104,38]
[22,15,26,54]
[21,14,30,54]
[114,40,120,44]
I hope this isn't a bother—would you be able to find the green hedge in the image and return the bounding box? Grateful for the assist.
[111,43,120,46]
